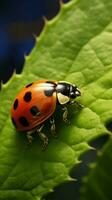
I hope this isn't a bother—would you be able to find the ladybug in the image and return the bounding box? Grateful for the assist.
[11,80,81,149]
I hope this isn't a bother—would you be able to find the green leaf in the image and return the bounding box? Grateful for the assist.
[81,138,112,200]
[0,0,112,199]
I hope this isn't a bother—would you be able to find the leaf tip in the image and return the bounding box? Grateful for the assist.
[89,146,96,151]
[43,16,48,25]
[68,175,77,182]
[24,53,30,61]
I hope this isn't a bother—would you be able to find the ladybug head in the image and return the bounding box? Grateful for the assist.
[56,81,81,105]
[69,84,81,99]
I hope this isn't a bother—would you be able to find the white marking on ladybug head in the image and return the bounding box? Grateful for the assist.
[75,89,81,96]
[57,93,70,105]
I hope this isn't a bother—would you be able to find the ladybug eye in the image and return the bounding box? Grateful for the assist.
[70,89,81,98]
[75,90,81,96]
[70,92,75,98]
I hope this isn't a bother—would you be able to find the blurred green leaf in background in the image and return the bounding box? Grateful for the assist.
[81,139,112,200]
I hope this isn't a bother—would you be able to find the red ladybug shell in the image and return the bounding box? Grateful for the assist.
[11,80,57,132]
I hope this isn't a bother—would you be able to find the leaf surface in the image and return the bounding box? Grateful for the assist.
[0,0,112,199]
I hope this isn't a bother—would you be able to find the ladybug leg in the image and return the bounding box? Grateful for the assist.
[27,130,34,144]
[62,106,70,124]
[37,124,48,150]
[70,100,84,108]
[50,118,57,137]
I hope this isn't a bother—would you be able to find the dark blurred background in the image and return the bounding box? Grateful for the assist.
[0,0,109,199]
[0,0,69,83]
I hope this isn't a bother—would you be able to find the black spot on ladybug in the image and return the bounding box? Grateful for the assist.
[46,81,57,87]
[44,88,54,97]
[19,116,29,127]
[26,83,33,88]
[11,117,17,128]
[13,99,18,110]
[30,106,41,116]
[46,81,54,85]
[24,91,32,102]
